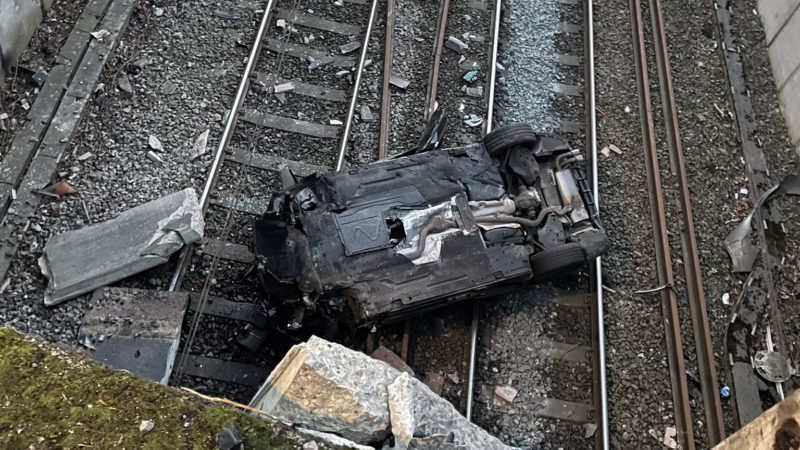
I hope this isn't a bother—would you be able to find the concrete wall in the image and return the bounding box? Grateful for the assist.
[0,0,55,84]
[758,0,800,156]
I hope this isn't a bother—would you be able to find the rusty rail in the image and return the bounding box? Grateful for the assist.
[629,0,695,448]
[647,0,725,444]
[425,0,450,118]
[377,0,396,159]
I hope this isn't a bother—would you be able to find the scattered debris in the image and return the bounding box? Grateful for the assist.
[77,152,93,161]
[274,82,295,94]
[148,135,163,151]
[90,29,111,40]
[276,18,287,28]
[0,113,8,131]
[330,119,343,126]
[446,373,460,384]
[423,373,444,395]
[601,146,611,157]
[463,86,483,98]
[308,56,336,70]
[584,423,597,438]
[52,181,76,198]
[160,81,177,95]
[371,346,414,376]
[494,385,518,404]
[32,67,48,86]
[217,422,244,450]
[445,36,469,52]
[192,130,210,158]
[359,105,373,122]
[754,350,795,383]
[21,99,30,111]
[213,10,235,19]
[663,427,678,449]
[335,70,350,78]
[340,41,361,54]
[464,114,483,127]
[79,288,188,383]
[302,441,318,450]
[146,150,163,164]
[609,144,622,154]
[463,71,478,82]
[154,7,164,16]
[389,76,410,89]
[139,420,154,434]
[39,188,204,306]
[118,73,133,93]
[458,55,466,64]
[0,278,9,294]
[722,292,730,305]
[274,93,287,104]
[624,106,631,113]
[250,336,514,449]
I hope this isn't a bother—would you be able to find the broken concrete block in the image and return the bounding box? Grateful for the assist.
[339,41,361,54]
[251,336,515,450]
[389,76,410,89]
[39,188,204,306]
[388,373,414,450]
[308,56,335,70]
[494,385,518,404]
[371,346,414,376]
[465,86,484,98]
[445,36,469,52]
[274,82,295,94]
[79,287,188,384]
[360,105,373,122]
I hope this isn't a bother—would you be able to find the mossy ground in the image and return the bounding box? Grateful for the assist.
[0,328,311,450]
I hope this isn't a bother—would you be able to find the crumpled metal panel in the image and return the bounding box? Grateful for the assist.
[39,188,204,306]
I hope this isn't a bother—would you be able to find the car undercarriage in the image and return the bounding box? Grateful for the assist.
[252,118,609,329]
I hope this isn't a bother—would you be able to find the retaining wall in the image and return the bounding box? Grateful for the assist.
[0,0,55,84]
[758,0,800,156]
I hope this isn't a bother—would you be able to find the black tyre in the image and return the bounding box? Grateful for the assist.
[483,123,538,156]
[529,243,587,281]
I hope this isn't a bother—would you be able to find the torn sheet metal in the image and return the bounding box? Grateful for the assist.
[79,287,188,384]
[724,175,800,272]
[39,188,204,306]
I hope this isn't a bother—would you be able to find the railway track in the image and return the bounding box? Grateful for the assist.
[629,0,725,448]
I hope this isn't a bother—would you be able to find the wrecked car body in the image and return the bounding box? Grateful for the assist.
[253,121,609,325]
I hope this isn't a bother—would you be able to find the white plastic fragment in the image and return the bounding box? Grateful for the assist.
[330,119,343,126]
[192,130,210,158]
[139,420,155,434]
[148,135,163,151]
[146,150,163,164]
[722,293,730,305]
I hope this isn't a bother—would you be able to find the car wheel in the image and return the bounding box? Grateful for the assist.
[529,243,587,281]
[483,123,538,156]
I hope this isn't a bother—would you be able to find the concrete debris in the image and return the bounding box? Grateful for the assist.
[148,135,163,151]
[308,56,336,70]
[39,188,204,306]
[296,429,374,450]
[217,423,244,450]
[274,92,287,104]
[388,373,415,450]
[601,146,610,157]
[213,10,235,19]
[118,73,133,93]
[276,18,287,28]
[371,346,414,376]
[79,287,188,384]
[463,85,483,98]
[139,420,155,434]
[146,150,163,164]
[340,41,361,54]
[447,373,460,384]
[154,7,164,16]
[77,152,93,161]
[32,67,48,86]
[302,441,318,450]
[360,105,373,122]
[274,82,295,94]
[609,144,622,154]
[663,427,678,449]
[584,423,597,438]
[494,385,518,404]
[445,36,469,52]
[465,114,483,127]
[90,29,111,40]
[389,75,410,89]
[330,119,343,126]
[21,99,30,111]
[722,292,730,305]
[192,129,210,158]
[336,70,350,78]
[250,336,515,449]
[160,81,178,95]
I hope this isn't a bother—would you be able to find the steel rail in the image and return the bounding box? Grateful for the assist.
[377,0,395,159]
[465,0,503,422]
[168,1,276,291]
[583,0,609,448]
[425,0,450,118]
[630,0,695,448]
[336,0,380,170]
[647,0,725,444]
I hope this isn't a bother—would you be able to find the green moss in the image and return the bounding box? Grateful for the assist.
[0,328,308,450]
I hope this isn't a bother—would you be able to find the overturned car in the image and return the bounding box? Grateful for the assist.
[253,118,608,327]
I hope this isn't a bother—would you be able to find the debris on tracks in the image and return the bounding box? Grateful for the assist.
[146,150,164,164]
[389,75,410,89]
[139,420,155,434]
[274,82,295,94]
[192,129,210,158]
[463,71,478,82]
[79,287,188,383]
[39,188,204,306]
[464,114,483,127]
[118,73,133,93]
[445,36,469,52]
[148,135,163,151]
[494,385,518,405]
[90,29,111,40]
[34,181,76,199]
[360,105,373,122]
[371,346,414,376]
[32,67,48,86]
[340,41,361,54]
[160,80,177,95]
[308,56,336,70]
[601,144,622,157]
[217,422,244,450]
[250,336,514,449]
[213,10,235,19]
[330,119,343,126]
[463,85,483,98]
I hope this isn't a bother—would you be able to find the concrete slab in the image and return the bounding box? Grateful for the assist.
[768,9,800,88]
[39,188,204,306]
[757,0,800,44]
[777,65,800,147]
[0,121,47,185]
[79,287,188,384]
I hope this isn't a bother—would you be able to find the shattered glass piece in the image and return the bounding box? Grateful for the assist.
[39,188,204,305]
[79,287,188,384]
